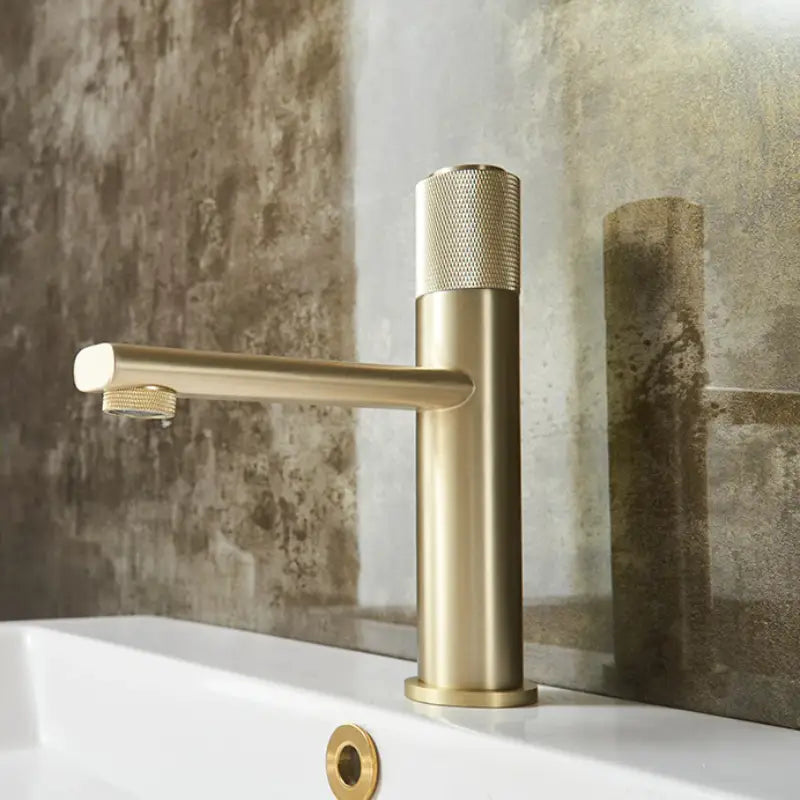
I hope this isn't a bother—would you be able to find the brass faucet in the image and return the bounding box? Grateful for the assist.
[73,165,537,708]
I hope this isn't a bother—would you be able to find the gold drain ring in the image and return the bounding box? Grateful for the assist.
[325,724,379,799]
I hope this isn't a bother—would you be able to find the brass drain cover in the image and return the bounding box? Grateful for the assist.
[325,724,379,799]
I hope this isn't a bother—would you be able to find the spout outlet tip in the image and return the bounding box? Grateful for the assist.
[74,342,116,392]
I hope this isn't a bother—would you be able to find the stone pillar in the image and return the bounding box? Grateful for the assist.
[603,198,713,694]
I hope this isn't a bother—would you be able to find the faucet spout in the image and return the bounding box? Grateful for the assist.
[74,342,473,412]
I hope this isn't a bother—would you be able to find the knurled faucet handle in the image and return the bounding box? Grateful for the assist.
[415,164,521,297]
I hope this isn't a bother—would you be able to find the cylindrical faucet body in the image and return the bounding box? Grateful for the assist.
[406,166,536,707]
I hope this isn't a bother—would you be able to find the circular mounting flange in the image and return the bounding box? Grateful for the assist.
[405,677,538,708]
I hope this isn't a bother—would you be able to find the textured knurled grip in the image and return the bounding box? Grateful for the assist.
[102,386,177,419]
[416,165,520,297]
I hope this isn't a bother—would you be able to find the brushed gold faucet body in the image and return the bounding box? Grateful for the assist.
[407,287,534,706]
[74,165,537,708]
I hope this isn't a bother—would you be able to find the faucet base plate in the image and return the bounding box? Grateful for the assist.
[404,677,538,708]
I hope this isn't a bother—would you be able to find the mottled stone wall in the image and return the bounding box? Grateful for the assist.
[0,0,358,628]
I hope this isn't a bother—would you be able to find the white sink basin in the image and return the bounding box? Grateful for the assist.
[0,617,795,799]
